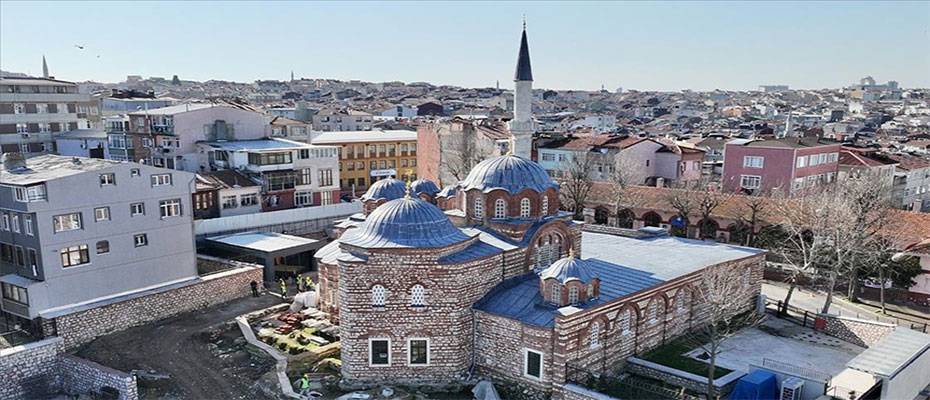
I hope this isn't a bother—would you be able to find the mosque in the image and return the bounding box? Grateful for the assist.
[315,24,765,398]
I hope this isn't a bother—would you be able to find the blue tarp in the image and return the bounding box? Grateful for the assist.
[729,370,778,400]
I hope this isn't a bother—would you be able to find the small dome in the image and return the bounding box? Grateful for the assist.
[410,179,440,197]
[340,197,470,248]
[361,178,406,201]
[461,155,558,194]
[437,184,459,198]
[539,255,597,284]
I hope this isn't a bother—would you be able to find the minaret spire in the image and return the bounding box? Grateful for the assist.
[42,55,49,79]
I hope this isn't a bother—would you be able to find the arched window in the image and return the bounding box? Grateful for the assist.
[520,198,531,218]
[648,300,658,324]
[587,285,595,299]
[410,284,426,307]
[589,321,601,349]
[550,283,561,304]
[568,286,579,305]
[541,194,549,216]
[474,196,484,219]
[677,290,689,313]
[620,309,632,335]
[371,284,386,307]
[494,198,507,219]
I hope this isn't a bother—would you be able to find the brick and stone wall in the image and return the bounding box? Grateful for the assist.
[474,311,555,396]
[0,337,138,400]
[54,262,263,349]
[815,314,895,347]
[554,383,621,400]
[59,354,138,400]
[624,357,742,397]
[0,337,63,399]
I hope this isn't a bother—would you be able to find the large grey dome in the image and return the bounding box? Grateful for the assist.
[461,155,558,194]
[539,255,597,284]
[340,197,470,248]
[361,178,406,201]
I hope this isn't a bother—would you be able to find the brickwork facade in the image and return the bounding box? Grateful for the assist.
[815,314,895,347]
[53,263,262,349]
[59,354,138,400]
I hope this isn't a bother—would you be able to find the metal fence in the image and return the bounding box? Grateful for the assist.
[566,364,703,400]
[763,298,928,333]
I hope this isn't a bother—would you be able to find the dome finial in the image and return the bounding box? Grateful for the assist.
[403,169,415,199]
[523,14,526,30]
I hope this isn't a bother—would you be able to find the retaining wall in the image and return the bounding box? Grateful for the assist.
[625,357,743,397]
[59,354,138,400]
[815,313,895,348]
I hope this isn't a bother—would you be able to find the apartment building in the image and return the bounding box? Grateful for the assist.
[0,77,97,156]
[112,102,268,169]
[311,108,373,132]
[722,137,841,194]
[310,129,418,195]
[0,153,198,324]
[886,153,930,212]
[837,147,898,190]
[197,138,340,212]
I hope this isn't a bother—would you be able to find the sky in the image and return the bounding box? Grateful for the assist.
[2,1,928,91]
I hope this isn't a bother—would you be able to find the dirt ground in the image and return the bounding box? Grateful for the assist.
[76,294,283,400]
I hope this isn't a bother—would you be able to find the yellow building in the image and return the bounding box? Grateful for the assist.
[311,130,419,196]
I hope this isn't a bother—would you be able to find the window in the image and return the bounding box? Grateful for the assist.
[520,198,531,218]
[130,168,141,177]
[241,193,258,207]
[295,191,313,206]
[369,339,390,366]
[151,173,172,186]
[0,214,7,231]
[408,338,429,366]
[247,152,292,165]
[371,284,386,307]
[14,246,24,266]
[474,197,484,218]
[94,207,110,222]
[14,184,47,202]
[300,169,312,186]
[648,300,658,323]
[494,198,507,219]
[130,202,145,216]
[2,283,28,305]
[541,195,549,216]
[99,173,115,185]
[541,152,556,162]
[10,215,19,233]
[589,322,601,348]
[23,215,33,236]
[60,244,90,267]
[96,240,110,254]
[743,156,764,168]
[796,156,807,168]
[318,169,333,187]
[677,290,689,313]
[159,199,182,218]
[620,309,632,335]
[567,286,582,304]
[298,149,310,159]
[321,191,333,206]
[740,175,761,190]
[134,234,148,247]
[550,284,561,304]
[410,284,426,307]
[524,349,543,380]
[222,196,238,209]
[53,213,82,232]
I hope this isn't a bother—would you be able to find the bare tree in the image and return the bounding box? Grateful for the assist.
[607,154,644,227]
[687,263,762,400]
[732,190,770,247]
[767,189,828,315]
[559,153,595,220]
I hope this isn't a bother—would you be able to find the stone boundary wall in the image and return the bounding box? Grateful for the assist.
[554,383,621,400]
[55,262,263,349]
[59,354,138,400]
[625,357,743,397]
[0,337,63,399]
[815,313,895,348]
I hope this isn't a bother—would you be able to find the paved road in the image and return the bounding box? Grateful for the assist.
[762,282,907,325]
[76,294,282,400]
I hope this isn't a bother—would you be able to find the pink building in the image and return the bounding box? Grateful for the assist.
[722,137,841,194]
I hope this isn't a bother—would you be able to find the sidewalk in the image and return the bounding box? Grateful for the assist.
[762,282,929,326]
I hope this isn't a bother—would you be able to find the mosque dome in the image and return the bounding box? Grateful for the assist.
[461,155,558,194]
[340,197,470,249]
[539,255,597,284]
[361,178,406,201]
[410,179,440,197]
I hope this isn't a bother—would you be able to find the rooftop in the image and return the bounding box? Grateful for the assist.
[0,77,76,86]
[56,129,109,140]
[847,327,930,379]
[0,154,122,186]
[197,169,259,189]
[729,136,840,149]
[474,230,764,327]
[127,103,215,115]
[311,129,417,144]
[206,231,319,254]
[203,138,311,152]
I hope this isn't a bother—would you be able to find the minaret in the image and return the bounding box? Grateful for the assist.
[42,55,49,79]
[509,19,536,159]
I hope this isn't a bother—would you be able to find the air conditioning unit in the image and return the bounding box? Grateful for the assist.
[780,377,803,400]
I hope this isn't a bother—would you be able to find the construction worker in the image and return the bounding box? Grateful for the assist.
[279,278,287,297]
[297,273,304,292]
[305,276,314,291]
[249,280,259,297]
[295,373,311,396]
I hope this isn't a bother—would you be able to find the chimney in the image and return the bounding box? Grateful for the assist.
[1,152,27,171]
